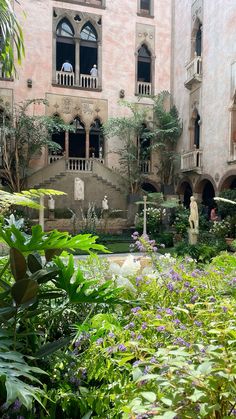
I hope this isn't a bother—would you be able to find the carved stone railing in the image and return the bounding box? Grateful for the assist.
[48,155,63,165]
[79,74,98,89]
[137,81,152,96]
[56,71,75,87]
[181,149,203,172]
[140,160,151,174]
[184,55,202,90]
[66,158,93,172]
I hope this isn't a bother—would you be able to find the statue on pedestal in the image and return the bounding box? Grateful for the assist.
[102,195,109,211]
[188,196,199,244]
[48,196,55,220]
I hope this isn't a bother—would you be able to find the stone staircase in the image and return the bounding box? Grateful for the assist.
[27,158,129,211]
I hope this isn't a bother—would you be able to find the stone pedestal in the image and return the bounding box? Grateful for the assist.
[188,228,198,245]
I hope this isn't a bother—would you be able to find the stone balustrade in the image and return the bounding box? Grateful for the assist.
[181,149,203,172]
[140,160,151,173]
[79,74,98,89]
[66,158,94,171]
[137,81,152,95]
[56,71,75,87]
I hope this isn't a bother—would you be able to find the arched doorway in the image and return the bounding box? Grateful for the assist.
[177,181,192,208]
[202,180,215,208]
[141,182,157,193]
[89,119,103,158]
[194,113,201,149]
[69,117,86,158]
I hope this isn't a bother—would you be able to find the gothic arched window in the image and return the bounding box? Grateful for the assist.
[56,19,75,73]
[80,23,98,76]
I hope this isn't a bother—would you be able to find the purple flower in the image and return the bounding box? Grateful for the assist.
[96,338,104,345]
[131,331,136,338]
[133,360,142,367]
[190,287,196,293]
[141,322,147,330]
[209,297,216,302]
[167,282,174,292]
[137,334,143,340]
[166,308,174,315]
[106,346,114,354]
[136,276,142,286]
[153,247,158,252]
[13,400,21,411]
[191,294,198,303]
[156,314,162,319]
[184,281,190,288]
[194,320,202,327]
[179,324,187,330]
[144,366,150,374]
[131,306,141,313]
[173,318,181,325]
[222,306,228,312]
[124,322,135,330]
[118,344,127,352]
[108,332,115,338]
[157,326,165,332]
[150,357,157,363]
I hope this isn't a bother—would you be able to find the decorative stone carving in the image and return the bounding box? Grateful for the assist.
[46,93,108,126]
[136,23,155,52]
[74,177,84,201]
[0,89,13,111]
[191,0,203,23]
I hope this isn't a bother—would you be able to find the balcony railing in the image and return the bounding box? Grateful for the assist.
[181,149,203,172]
[79,74,98,89]
[137,81,152,96]
[56,71,75,87]
[140,160,151,174]
[66,158,94,172]
[184,55,202,90]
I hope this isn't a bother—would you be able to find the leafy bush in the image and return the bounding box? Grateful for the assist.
[174,240,226,263]
[135,207,166,237]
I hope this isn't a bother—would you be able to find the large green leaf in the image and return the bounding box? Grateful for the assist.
[11,278,39,305]
[10,248,27,281]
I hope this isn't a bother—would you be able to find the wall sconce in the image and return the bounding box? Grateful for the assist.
[27,78,32,88]
[119,89,125,99]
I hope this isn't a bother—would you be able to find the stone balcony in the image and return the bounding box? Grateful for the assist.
[181,148,203,172]
[55,71,99,90]
[137,81,152,96]
[184,55,202,90]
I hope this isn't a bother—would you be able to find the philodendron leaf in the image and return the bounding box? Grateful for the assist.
[27,254,42,273]
[10,248,27,281]
[11,278,39,305]
[45,248,62,262]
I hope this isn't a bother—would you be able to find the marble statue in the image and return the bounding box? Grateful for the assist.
[102,195,109,210]
[48,196,55,211]
[189,196,199,232]
[74,177,84,201]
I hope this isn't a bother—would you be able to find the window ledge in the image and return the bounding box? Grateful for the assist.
[53,0,105,9]
[137,12,154,18]
[52,83,102,92]
[0,77,14,82]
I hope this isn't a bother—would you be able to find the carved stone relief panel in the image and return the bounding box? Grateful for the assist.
[136,23,155,53]
[189,86,201,115]
[46,93,108,129]
[0,88,13,111]
[191,0,203,24]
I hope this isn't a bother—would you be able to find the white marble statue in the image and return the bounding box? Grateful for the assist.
[189,196,199,232]
[102,195,109,210]
[74,177,84,201]
[48,196,55,211]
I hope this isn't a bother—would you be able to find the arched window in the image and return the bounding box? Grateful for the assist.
[137,44,152,95]
[140,0,150,13]
[89,119,103,158]
[69,117,86,158]
[195,24,202,56]
[194,113,201,149]
[80,23,98,76]
[56,19,75,73]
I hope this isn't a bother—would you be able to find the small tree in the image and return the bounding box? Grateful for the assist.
[103,101,148,194]
[0,99,70,192]
[150,91,182,186]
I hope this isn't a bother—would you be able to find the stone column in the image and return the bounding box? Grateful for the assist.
[52,35,57,84]
[39,195,44,230]
[97,41,102,89]
[65,131,69,159]
[75,38,80,86]
[85,128,90,159]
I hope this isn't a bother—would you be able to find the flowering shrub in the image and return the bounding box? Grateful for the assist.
[130,231,159,253]
[135,207,166,237]
[44,251,236,418]
[209,219,230,239]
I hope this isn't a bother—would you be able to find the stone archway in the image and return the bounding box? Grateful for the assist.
[218,171,236,191]
[176,179,193,208]
[195,178,216,209]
